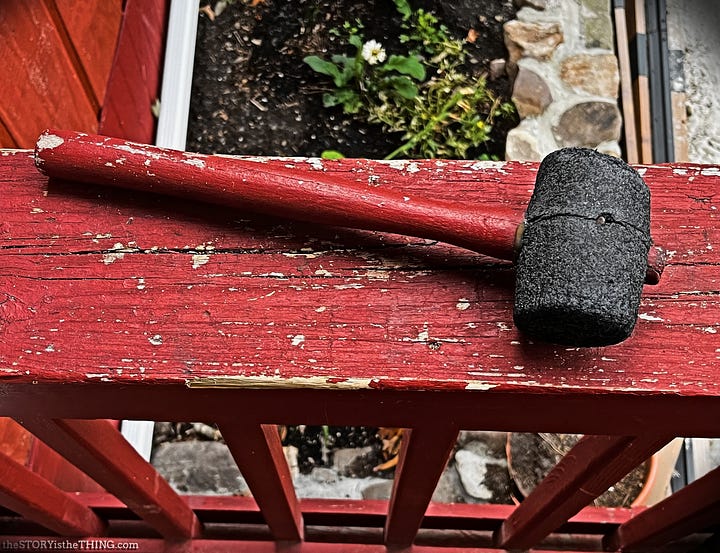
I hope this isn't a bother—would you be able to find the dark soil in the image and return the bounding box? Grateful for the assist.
[508,433,650,508]
[187,0,517,159]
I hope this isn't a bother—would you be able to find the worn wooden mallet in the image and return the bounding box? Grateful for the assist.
[34,130,665,347]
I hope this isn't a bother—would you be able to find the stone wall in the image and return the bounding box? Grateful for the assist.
[503,0,621,161]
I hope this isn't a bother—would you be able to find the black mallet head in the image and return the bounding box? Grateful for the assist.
[513,148,652,347]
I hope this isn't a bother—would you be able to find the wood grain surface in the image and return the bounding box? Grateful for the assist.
[0,151,719,431]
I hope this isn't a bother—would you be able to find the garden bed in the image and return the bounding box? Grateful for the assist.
[187,0,518,159]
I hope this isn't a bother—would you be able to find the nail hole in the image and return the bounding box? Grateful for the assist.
[596,213,614,225]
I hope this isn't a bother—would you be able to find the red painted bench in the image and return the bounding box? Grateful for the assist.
[0,150,719,551]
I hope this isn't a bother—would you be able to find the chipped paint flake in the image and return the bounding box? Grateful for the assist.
[36,133,64,150]
[183,158,206,168]
[148,334,163,346]
[102,243,128,264]
[456,298,471,311]
[639,313,664,322]
[188,375,375,390]
[192,254,210,269]
[291,334,305,346]
[306,158,325,170]
[465,381,499,390]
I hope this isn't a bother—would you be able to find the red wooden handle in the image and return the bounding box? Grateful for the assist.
[34,130,521,261]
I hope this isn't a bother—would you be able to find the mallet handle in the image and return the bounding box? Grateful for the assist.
[35,130,521,261]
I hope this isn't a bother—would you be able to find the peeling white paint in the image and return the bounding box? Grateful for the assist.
[456,298,471,311]
[465,381,499,390]
[192,254,210,269]
[102,243,128,264]
[700,167,720,177]
[306,158,325,170]
[316,306,327,313]
[187,375,376,390]
[639,313,664,322]
[291,334,305,346]
[148,334,163,346]
[183,158,206,168]
[116,143,162,159]
[36,133,64,150]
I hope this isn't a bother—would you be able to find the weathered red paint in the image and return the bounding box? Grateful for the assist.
[219,423,303,541]
[14,417,200,539]
[52,0,123,106]
[495,433,672,548]
[98,0,169,143]
[0,3,103,148]
[385,424,459,546]
[606,464,720,550]
[36,130,522,261]
[0,450,106,536]
[1,150,720,549]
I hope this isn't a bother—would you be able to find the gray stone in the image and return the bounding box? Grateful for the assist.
[455,441,511,503]
[512,66,553,117]
[560,53,619,97]
[581,0,614,49]
[505,127,543,161]
[151,441,250,495]
[431,465,466,503]
[456,431,509,458]
[489,58,507,80]
[552,101,622,147]
[361,480,394,500]
[504,20,564,63]
[333,447,374,471]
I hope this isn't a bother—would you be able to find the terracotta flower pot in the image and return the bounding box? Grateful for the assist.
[505,433,660,508]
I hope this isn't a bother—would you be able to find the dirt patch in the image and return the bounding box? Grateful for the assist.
[508,433,650,508]
[188,0,517,158]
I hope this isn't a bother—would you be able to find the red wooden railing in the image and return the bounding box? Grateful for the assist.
[0,149,718,551]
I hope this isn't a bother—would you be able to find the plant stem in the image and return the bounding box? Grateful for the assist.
[384,90,465,159]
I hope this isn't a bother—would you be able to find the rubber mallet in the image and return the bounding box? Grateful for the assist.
[34,130,665,347]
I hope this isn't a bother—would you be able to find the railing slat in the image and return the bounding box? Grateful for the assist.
[14,417,200,539]
[495,434,672,549]
[384,424,460,546]
[0,450,105,536]
[219,422,303,541]
[605,464,720,551]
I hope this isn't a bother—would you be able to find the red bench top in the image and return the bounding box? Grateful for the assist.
[1,151,719,433]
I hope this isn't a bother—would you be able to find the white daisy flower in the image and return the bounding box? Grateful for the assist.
[361,40,387,65]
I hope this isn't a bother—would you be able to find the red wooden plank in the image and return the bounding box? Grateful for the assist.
[384,424,459,546]
[606,465,720,551]
[0,1,98,148]
[14,417,200,539]
[2,153,720,397]
[0,450,105,536]
[218,423,303,541]
[99,0,168,142]
[495,434,671,549]
[52,0,123,105]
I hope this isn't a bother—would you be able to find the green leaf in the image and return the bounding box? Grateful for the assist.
[388,76,419,99]
[393,0,412,19]
[383,55,426,80]
[321,150,346,159]
[348,34,363,49]
[304,56,341,80]
[322,92,342,108]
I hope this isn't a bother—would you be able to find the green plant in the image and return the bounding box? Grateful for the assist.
[303,27,425,115]
[304,1,515,159]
